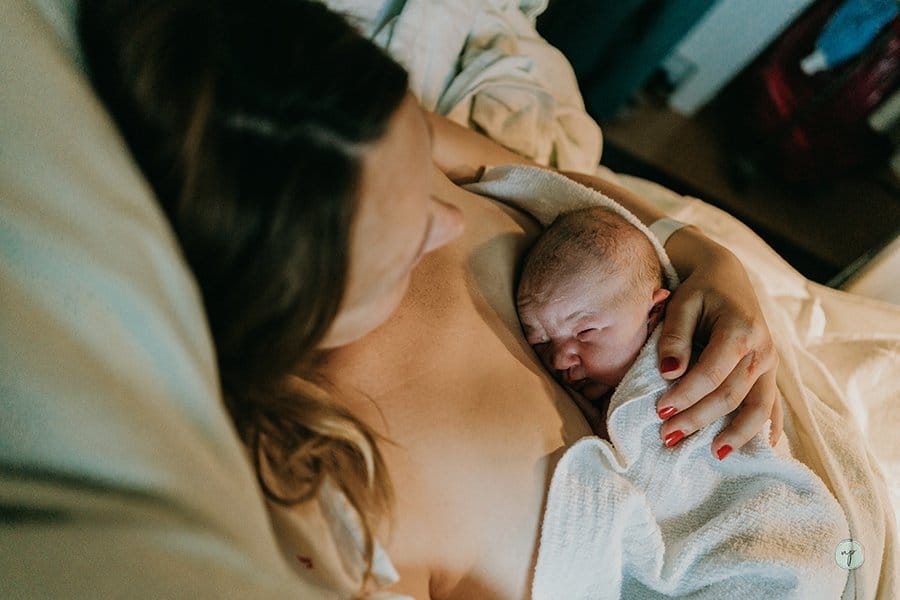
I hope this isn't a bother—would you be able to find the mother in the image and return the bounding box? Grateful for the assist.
[79,0,781,597]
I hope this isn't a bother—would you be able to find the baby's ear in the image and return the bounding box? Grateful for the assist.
[648,288,670,328]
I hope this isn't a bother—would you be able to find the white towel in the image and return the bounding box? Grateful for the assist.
[532,327,851,599]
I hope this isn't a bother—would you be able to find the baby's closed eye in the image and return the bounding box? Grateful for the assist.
[522,326,549,345]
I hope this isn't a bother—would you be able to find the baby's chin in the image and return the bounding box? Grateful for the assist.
[568,379,614,405]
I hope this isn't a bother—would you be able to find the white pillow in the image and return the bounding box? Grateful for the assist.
[0,0,315,596]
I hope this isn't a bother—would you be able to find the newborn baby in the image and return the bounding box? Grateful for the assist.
[517,205,670,427]
[503,177,849,599]
[517,207,852,600]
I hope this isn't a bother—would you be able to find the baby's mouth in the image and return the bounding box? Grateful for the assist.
[564,374,589,392]
[559,368,599,396]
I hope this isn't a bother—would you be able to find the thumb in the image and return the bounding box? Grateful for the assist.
[657,292,702,380]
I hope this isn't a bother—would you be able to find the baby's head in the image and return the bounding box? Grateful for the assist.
[517,206,670,401]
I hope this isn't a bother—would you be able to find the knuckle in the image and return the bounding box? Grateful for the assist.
[744,341,779,378]
[700,363,726,390]
[757,391,775,413]
[728,320,755,354]
[675,413,700,434]
[745,351,762,378]
[716,388,741,414]
[659,331,691,351]
[673,285,703,304]
[735,326,753,347]
[764,346,779,370]
[754,332,776,355]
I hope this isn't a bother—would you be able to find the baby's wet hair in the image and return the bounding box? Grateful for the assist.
[519,206,662,307]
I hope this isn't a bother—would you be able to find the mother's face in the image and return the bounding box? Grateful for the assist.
[318,95,464,349]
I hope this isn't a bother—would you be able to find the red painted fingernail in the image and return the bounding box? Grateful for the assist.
[660,356,679,374]
[657,406,677,420]
[664,430,684,447]
[716,445,733,460]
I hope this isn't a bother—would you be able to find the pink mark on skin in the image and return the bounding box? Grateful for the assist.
[746,350,760,377]
[297,555,314,569]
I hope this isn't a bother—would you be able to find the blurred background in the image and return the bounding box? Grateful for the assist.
[537,0,900,289]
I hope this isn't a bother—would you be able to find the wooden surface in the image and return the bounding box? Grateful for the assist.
[599,100,900,282]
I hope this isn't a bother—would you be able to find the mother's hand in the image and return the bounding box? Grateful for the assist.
[655,227,782,460]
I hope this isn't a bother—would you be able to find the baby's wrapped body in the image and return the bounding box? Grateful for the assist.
[532,326,850,599]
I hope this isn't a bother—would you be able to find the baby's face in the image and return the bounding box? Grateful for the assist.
[517,272,657,402]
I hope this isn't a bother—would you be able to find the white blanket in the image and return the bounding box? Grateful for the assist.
[466,164,900,599]
[533,327,850,599]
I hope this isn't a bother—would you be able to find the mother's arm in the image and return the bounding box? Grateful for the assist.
[424,109,782,456]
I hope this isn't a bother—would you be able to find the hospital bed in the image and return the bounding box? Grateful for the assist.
[2,0,898,597]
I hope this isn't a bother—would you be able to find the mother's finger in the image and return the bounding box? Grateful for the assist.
[656,289,704,381]
[659,350,764,444]
[656,323,749,415]
[710,369,778,459]
[769,388,784,447]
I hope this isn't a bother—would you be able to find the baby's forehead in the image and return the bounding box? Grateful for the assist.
[523,210,631,271]
[520,208,661,297]
[519,267,619,315]
[521,251,619,295]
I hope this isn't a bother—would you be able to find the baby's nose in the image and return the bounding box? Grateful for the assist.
[550,342,579,370]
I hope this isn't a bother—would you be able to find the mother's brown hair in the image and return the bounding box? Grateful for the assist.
[78,0,408,575]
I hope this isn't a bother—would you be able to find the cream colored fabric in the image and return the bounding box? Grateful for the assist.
[843,234,900,306]
[326,0,602,173]
[0,0,325,597]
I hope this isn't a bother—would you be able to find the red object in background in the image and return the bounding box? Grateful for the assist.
[746,0,900,183]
